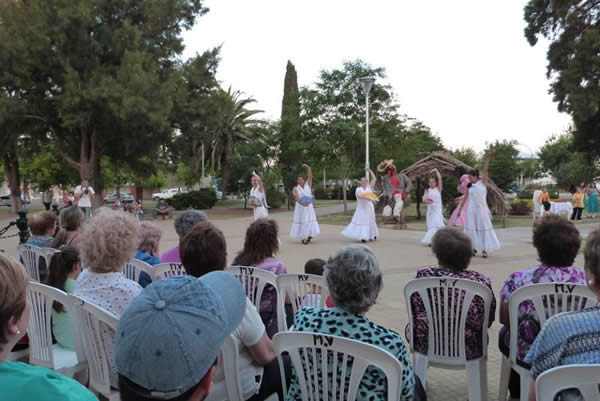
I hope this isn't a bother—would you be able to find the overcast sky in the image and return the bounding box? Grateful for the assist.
[182,0,572,153]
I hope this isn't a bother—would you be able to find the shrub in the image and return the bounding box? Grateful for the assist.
[168,189,217,210]
[510,200,532,216]
[313,186,331,200]
[266,189,286,208]
[517,191,533,200]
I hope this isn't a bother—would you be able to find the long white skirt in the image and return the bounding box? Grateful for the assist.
[290,204,320,240]
[342,202,378,241]
[421,207,445,245]
[465,206,500,252]
[253,206,268,220]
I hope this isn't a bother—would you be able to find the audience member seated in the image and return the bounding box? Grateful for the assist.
[25,210,58,282]
[408,227,496,361]
[232,218,288,337]
[291,245,422,401]
[26,211,57,248]
[525,227,600,401]
[153,198,171,219]
[49,207,85,249]
[115,272,246,401]
[160,209,208,263]
[180,222,290,401]
[45,246,81,350]
[76,208,142,388]
[302,258,335,308]
[498,215,584,399]
[134,221,162,287]
[0,254,96,401]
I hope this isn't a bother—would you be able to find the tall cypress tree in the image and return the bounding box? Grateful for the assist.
[279,61,301,207]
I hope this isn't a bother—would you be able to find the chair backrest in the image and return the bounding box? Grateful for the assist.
[404,277,493,365]
[152,262,186,281]
[122,258,154,283]
[273,332,404,401]
[277,273,330,330]
[507,283,597,363]
[536,364,600,401]
[225,265,279,311]
[27,282,70,369]
[69,294,119,398]
[17,244,58,282]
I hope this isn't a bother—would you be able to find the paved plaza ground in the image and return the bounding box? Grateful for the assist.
[1,203,598,401]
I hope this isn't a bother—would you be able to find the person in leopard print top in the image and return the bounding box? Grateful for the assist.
[289,245,424,401]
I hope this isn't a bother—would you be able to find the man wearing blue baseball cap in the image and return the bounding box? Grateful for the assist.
[114,272,246,401]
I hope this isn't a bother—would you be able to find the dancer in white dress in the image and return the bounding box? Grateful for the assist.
[249,172,268,220]
[421,168,445,245]
[464,151,500,258]
[342,168,379,242]
[290,164,320,244]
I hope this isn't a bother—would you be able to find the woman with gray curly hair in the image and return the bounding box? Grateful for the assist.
[289,245,422,401]
[160,209,208,263]
[75,208,142,388]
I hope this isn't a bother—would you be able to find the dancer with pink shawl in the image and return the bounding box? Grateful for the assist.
[448,174,470,227]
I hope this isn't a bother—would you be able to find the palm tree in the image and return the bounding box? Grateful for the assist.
[207,87,262,199]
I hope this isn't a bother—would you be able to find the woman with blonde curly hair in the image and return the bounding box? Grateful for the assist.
[75,207,141,388]
[0,255,95,400]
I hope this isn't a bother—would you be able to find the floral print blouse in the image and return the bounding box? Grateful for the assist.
[407,267,496,360]
[499,264,585,361]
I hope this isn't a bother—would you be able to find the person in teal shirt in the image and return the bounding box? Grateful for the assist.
[46,246,82,350]
[0,254,96,401]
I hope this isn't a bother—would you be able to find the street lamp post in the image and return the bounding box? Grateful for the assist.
[359,77,375,179]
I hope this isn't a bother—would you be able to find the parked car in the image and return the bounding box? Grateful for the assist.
[103,193,134,203]
[0,194,30,207]
[152,188,183,200]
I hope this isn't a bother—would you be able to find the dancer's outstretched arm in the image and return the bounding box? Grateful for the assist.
[431,168,442,193]
[252,171,264,192]
[482,151,494,186]
[366,168,376,188]
[302,164,313,187]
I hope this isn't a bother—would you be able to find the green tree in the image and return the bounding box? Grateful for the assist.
[483,140,520,192]
[20,145,79,190]
[300,59,404,213]
[452,147,479,169]
[205,88,263,199]
[524,0,600,157]
[0,0,210,207]
[539,133,596,190]
[279,61,302,203]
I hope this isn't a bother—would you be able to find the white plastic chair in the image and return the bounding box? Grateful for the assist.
[272,332,405,401]
[532,190,543,220]
[122,258,154,284]
[17,244,58,282]
[499,283,597,401]
[152,262,186,281]
[26,282,87,379]
[226,265,282,322]
[536,364,600,401]
[276,273,330,331]
[404,278,493,401]
[70,294,120,401]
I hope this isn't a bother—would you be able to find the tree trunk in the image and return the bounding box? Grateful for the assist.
[416,179,422,219]
[3,150,22,214]
[342,177,348,215]
[221,160,230,201]
[79,128,102,208]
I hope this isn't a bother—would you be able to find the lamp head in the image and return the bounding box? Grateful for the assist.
[359,77,375,95]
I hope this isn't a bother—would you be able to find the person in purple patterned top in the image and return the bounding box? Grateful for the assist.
[407,227,496,360]
[233,218,287,337]
[498,215,584,399]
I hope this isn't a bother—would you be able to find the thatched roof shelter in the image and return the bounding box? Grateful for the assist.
[400,151,508,216]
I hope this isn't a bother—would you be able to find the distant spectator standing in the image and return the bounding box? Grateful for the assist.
[74,179,95,221]
[587,182,599,218]
[538,187,551,213]
[42,189,53,211]
[153,198,171,219]
[571,186,584,221]
[160,209,207,263]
